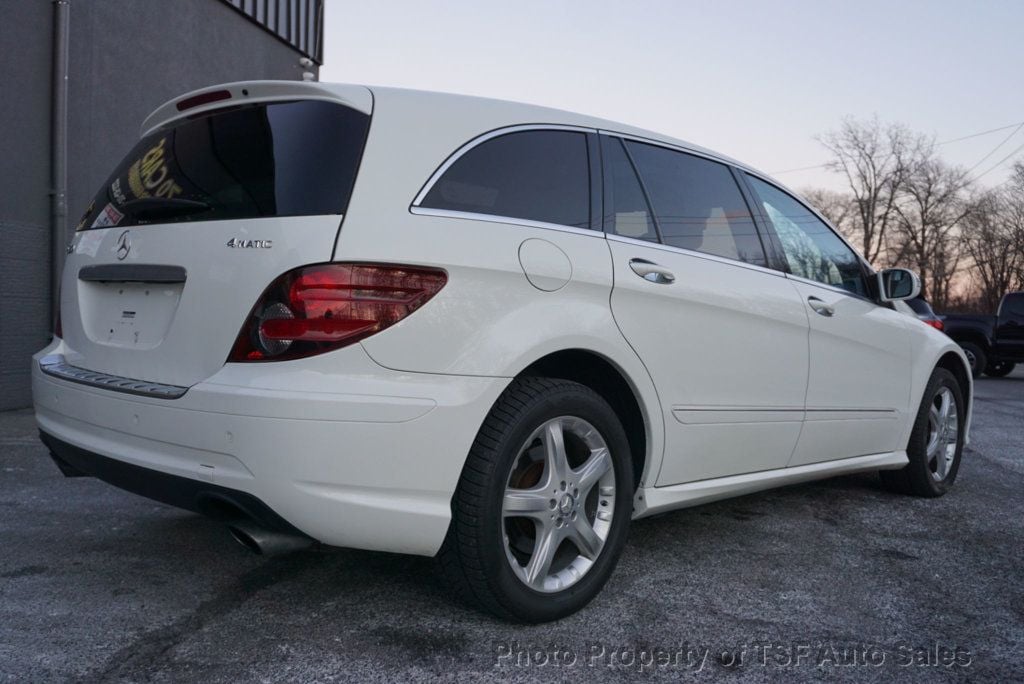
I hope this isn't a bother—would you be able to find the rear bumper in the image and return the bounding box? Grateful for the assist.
[32,341,508,556]
[40,430,306,535]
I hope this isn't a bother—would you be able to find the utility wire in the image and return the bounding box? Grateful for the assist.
[965,122,1024,174]
[770,162,831,174]
[770,119,1024,175]
[938,121,1024,145]
[971,139,1024,182]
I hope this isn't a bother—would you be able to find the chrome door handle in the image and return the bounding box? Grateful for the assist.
[807,296,834,317]
[629,258,675,284]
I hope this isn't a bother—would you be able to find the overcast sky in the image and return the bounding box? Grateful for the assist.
[320,0,1024,192]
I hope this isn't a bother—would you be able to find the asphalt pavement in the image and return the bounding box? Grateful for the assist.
[1,368,1022,682]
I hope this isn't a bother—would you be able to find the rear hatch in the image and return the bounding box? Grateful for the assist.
[58,84,372,387]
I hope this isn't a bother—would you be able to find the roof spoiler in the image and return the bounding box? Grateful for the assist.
[140,80,373,136]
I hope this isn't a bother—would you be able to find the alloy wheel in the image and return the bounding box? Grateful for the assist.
[501,416,616,593]
[926,387,958,482]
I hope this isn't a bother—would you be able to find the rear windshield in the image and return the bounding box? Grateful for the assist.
[75,100,370,230]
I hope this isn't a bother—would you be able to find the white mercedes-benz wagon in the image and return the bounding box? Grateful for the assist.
[34,81,972,622]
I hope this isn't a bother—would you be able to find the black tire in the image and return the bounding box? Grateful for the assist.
[984,361,1016,378]
[958,342,987,379]
[437,376,634,623]
[880,368,965,497]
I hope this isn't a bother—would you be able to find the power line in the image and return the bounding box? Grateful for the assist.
[938,121,1024,145]
[769,162,830,174]
[971,139,1024,182]
[965,121,1024,174]
[769,119,1024,175]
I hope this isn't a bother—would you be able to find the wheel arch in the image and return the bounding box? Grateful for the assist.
[899,330,974,453]
[517,348,654,489]
[936,349,972,415]
[909,345,973,450]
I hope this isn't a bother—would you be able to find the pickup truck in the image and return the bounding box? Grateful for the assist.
[941,291,1024,377]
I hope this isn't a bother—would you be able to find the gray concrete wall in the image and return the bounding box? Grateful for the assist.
[0,0,318,411]
[65,0,317,241]
[0,2,55,411]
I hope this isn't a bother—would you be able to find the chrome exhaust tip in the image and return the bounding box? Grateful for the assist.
[227,521,314,556]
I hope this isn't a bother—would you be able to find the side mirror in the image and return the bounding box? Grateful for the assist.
[877,268,921,302]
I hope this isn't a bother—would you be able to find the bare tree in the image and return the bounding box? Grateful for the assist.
[889,155,972,309]
[1006,162,1024,292]
[800,187,856,237]
[960,190,1023,311]
[817,117,926,266]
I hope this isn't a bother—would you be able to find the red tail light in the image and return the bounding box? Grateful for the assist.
[228,263,447,362]
[923,318,944,331]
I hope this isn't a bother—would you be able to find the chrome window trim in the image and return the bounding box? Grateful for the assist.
[38,354,188,399]
[606,233,786,278]
[599,129,744,171]
[410,123,598,208]
[599,129,875,274]
[783,272,876,304]
[600,131,778,272]
[599,134,878,282]
[410,206,602,237]
[410,122,878,295]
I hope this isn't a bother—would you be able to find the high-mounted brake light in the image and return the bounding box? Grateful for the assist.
[228,263,448,362]
[176,89,232,112]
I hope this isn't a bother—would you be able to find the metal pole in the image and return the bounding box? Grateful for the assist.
[51,0,69,334]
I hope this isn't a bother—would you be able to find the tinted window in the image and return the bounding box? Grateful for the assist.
[906,297,934,316]
[746,175,867,296]
[999,294,1024,317]
[421,130,590,228]
[76,100,370,230]
[601,136,657,240]
[625,141,766,266]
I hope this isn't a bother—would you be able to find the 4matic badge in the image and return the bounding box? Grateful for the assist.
[226,238,273,249]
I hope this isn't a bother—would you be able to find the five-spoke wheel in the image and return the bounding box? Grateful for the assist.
[925,387,958,482]
[439,377,633,622]
[502,416,616,592]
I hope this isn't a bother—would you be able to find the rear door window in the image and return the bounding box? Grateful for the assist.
[75,100,370,230]
[623,141,767,266]
[419,130,590,229]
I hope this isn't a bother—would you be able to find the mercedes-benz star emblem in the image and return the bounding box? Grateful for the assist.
[115,230,131,260]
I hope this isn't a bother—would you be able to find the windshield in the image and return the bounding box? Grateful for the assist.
[75,100,370,230]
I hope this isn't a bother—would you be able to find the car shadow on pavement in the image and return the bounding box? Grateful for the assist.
[83,466,898,604]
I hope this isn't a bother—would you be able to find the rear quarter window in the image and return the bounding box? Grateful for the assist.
[419,130,590,229]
